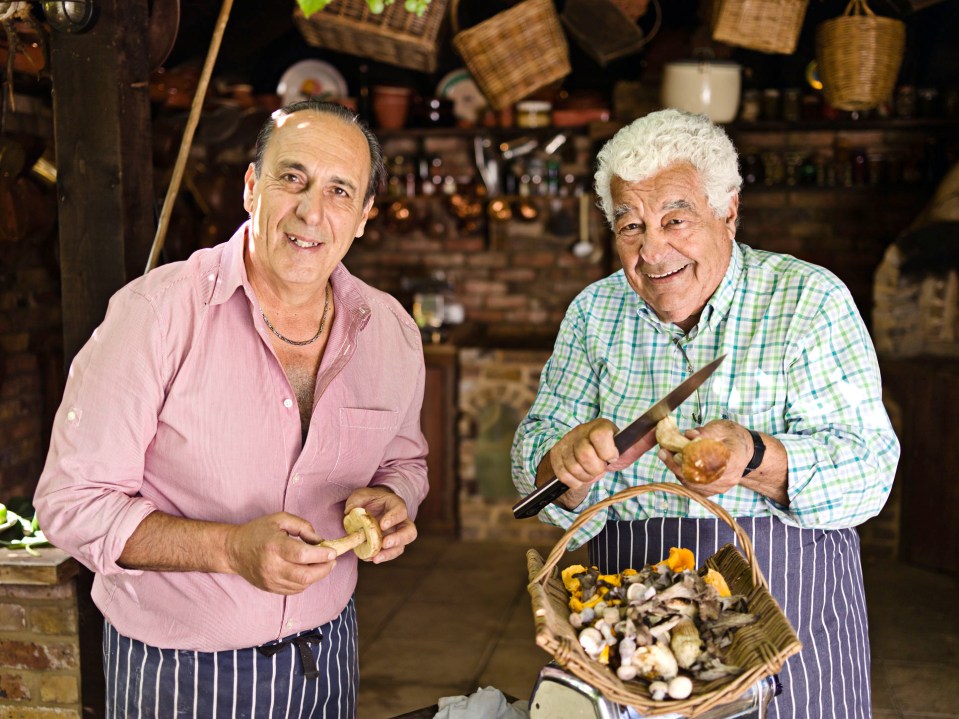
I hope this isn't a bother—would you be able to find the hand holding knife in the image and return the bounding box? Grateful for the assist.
[512,355,726,520]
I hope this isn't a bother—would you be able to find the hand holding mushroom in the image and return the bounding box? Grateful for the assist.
[318,507,383,560]
[655,415,730,484]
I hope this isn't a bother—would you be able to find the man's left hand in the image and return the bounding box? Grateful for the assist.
[345,487,417,564]
[658,419,752,497]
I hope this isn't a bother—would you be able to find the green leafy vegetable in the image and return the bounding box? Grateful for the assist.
[0,498,50,552]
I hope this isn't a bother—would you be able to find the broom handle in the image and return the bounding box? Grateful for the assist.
[145,0,235,275]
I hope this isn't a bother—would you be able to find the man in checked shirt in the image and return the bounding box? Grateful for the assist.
[512,109,900,718]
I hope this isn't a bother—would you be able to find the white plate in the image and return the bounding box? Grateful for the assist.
[436,68,487,124]
[0,518,16,534]
[277,60,349,105]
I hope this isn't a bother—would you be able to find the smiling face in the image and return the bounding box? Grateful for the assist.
[612,163,738,332]
[243,110,373,302]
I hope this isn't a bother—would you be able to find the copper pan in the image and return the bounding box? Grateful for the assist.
[148,0,180,71]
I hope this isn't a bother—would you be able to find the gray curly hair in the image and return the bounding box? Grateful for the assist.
[594,109,742,227]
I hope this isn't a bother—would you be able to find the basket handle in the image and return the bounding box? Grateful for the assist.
[449,0,528,35]
[450,0,462,34]
[843,0,876,17]
[531,483,765,589]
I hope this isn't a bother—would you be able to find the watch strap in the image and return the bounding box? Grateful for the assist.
[742,430,766,477]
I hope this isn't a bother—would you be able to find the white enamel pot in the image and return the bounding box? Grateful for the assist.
[661,59,742,123]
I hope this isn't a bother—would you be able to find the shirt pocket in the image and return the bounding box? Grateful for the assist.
[328,407,398,489]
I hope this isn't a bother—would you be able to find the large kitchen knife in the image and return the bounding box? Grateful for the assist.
[512,354,726,520]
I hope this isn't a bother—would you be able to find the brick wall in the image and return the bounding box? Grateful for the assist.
[343,132,609,344]
[0,182,62,501]
[0,550,81,719]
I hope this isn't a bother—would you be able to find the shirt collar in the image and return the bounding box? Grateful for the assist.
[702,240,744,330]
[206,223,247,307]
[632,241,745,336]
[206,221,372,332]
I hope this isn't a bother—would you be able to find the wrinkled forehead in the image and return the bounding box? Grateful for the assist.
[611,164,705,207]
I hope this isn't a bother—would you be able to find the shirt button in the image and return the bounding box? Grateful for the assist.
[659,500,668,510]
[291,474,300,484]
[286,620,293,629]
[283,398,294,408]
[66,409,77,422]
[207,274,215,282]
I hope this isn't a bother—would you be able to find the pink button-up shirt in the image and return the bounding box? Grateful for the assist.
[35,225,429,651]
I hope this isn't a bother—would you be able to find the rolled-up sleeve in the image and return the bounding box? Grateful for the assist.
[511,299,610,540]
[34,290,167,576]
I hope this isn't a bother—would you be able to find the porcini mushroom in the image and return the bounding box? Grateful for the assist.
[319,507,383,560]
[655,415,730,484]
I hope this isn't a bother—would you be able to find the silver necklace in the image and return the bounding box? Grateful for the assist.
[261,284,330,347]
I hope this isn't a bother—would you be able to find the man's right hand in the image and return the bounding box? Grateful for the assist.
[537,418,657,510]
[226,513,337,595]
[118,511,337,596]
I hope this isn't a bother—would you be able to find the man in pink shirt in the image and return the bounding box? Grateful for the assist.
[34,101,428,717]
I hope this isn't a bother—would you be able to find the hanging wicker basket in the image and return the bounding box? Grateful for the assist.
[815,0,906,111]
[711,0,809,55]
[451,0,571,111]
[292,0,450,73]
[527,484,802,717]
[560,0,660,68]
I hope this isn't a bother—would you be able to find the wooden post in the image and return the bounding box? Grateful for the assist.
[50,0,154,365]
[49,3,153,715]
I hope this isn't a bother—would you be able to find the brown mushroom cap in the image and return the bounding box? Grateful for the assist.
[343,507,382,560]
[681,438,731,484]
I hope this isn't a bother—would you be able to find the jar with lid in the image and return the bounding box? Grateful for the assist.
[516,101,552,128]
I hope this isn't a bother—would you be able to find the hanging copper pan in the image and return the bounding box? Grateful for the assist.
[148,0,180,71]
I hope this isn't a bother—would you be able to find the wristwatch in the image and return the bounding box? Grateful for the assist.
[742,430,766,477]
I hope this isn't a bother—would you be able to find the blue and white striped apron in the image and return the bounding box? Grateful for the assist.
[588,518,871,719]
[103,599,358,719]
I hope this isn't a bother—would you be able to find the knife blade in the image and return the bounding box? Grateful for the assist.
[511,354,726,520]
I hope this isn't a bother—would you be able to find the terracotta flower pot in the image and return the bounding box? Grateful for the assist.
[372,86,412,130]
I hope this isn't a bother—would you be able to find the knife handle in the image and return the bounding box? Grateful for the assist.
[512,477,568,519]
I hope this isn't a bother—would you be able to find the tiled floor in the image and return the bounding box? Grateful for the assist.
[355,534,959,719]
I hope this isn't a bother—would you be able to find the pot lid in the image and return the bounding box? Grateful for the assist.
[666,59,741,68]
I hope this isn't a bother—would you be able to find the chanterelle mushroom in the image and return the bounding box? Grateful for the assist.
[655,415,730,484]
[319,507,383,560]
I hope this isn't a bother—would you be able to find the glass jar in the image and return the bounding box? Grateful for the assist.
[516,101,552,128]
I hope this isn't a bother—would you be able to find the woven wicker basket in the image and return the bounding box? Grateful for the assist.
[560,0,660,67]
[711,0,808,55]
[451,0,571,111]
[815,0,905,111]
[527,484,802,717]
[292,0,450,73]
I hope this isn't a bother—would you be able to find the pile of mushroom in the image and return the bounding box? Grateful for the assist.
[655,415,730,484]
[563,548,757,701]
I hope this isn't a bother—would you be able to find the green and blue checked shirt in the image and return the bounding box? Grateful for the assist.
[511,241,900,550]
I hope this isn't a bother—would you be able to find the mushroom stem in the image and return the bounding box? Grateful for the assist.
[655,415,690,452]
[317,507,384,560]
[319,530,368,557]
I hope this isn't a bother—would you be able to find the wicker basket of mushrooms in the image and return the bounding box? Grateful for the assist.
[527,484,802,717]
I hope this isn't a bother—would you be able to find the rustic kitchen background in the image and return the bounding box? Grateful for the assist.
[0,0,957,715]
